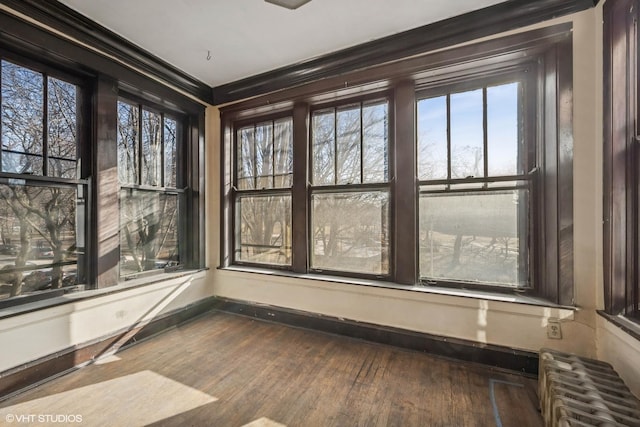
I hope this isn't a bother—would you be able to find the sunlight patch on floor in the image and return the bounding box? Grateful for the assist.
[242,417,287,427]
[92,354,121,365]
[0,370,217,426]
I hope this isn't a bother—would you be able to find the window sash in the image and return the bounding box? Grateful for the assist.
[0,58,81,180]
[309,188,391,277]
[233,190,292,267]
[235,117,293,191]
[117,98,181,189]
[119,187,181,277]
[310,99,389,186]
[416,79,527,183]
[117,97,186,279]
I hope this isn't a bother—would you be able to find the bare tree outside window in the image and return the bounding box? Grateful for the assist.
[2,61,43,175]
[310,100,390,276]
[117,99,181,277]
[48,77,78,179]
[0,59,82,301]
[235,117,293,265]
[417,81,528,288]
[117,101,138,185]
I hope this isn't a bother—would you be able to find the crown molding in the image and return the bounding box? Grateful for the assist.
[0,0,213,104]
[213,0,599,104]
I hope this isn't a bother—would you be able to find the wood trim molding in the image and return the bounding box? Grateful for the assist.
[212,297,540,376]
[0,297,216,400]
[213,0,599,104]
[0,0,213,104]
[603,0,637,315]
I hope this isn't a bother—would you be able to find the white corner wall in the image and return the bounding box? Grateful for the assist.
[596,316,640,396]
[0,271,211,373]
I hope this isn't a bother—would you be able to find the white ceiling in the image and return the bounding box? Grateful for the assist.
[58,0,511,87]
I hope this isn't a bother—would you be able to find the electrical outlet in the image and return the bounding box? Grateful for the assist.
[547,319,562,339]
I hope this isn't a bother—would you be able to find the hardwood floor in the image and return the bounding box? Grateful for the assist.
[0,311,542,426]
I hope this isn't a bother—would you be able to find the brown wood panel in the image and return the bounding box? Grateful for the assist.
[0,312,542,426]
[603,0,638,315]
[93,76,120,289]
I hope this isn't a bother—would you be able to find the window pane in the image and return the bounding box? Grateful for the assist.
[273,118,293,188]
[450,89,484,179]
[255,122,273,189]
[311,191,389,275]
[235,194,291,266]
[164,117,177,188]
[488,82,520,176]
[142,109,162,186]
[1,60,44,175]
[120,189,179,276]
[117,101,138,184]
[0,183,80,301]
[312,110,335,185]
[48,77,77,179]
[419,189,528,287]
[417,96,448,180]
[237,126,255,190]
[336,105,361,184]
[363,101,388,183]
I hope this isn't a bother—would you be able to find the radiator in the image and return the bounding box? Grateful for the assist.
[538,348,640,427]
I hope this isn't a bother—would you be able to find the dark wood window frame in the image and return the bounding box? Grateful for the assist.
[415,70,537,293]
[308,96,393,279]
[603,0,640,319]
[221,24,574,305]
[0,10,206,309]
[116,94,188,279]
[231,112,294,269]
[0,50,91,306]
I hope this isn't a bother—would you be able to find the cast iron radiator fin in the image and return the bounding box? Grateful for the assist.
[539,348,640,426]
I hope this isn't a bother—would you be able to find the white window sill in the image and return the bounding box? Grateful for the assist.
[218,265,575,311]
[0,269,207,320]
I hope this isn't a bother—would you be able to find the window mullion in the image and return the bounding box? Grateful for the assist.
[0,60,3,172]
[333,108,338,185]
[160,113,165,187]
[446,94,451,182]
[271,120,275,189]
[394,81,418,284]
[137,104,142,185]
[252,124,257,190]
[360,102,364,184]
[482,87,488,183]
[292,103,309,273]
[43,73,48,176]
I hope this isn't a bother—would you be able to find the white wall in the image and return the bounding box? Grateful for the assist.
[0,271,211,373]
[596,316,640,396]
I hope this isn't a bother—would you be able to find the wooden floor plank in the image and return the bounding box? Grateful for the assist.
[0,311,542,427]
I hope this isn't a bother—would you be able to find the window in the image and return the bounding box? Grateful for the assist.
[0,57,86,302]
[222,24,573,303]
[233,117,293,266]
[417,80,532,289]
[117,99,183,277]
[603,0,640,319]
[310,100,390,276]
[0,17,205,309]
